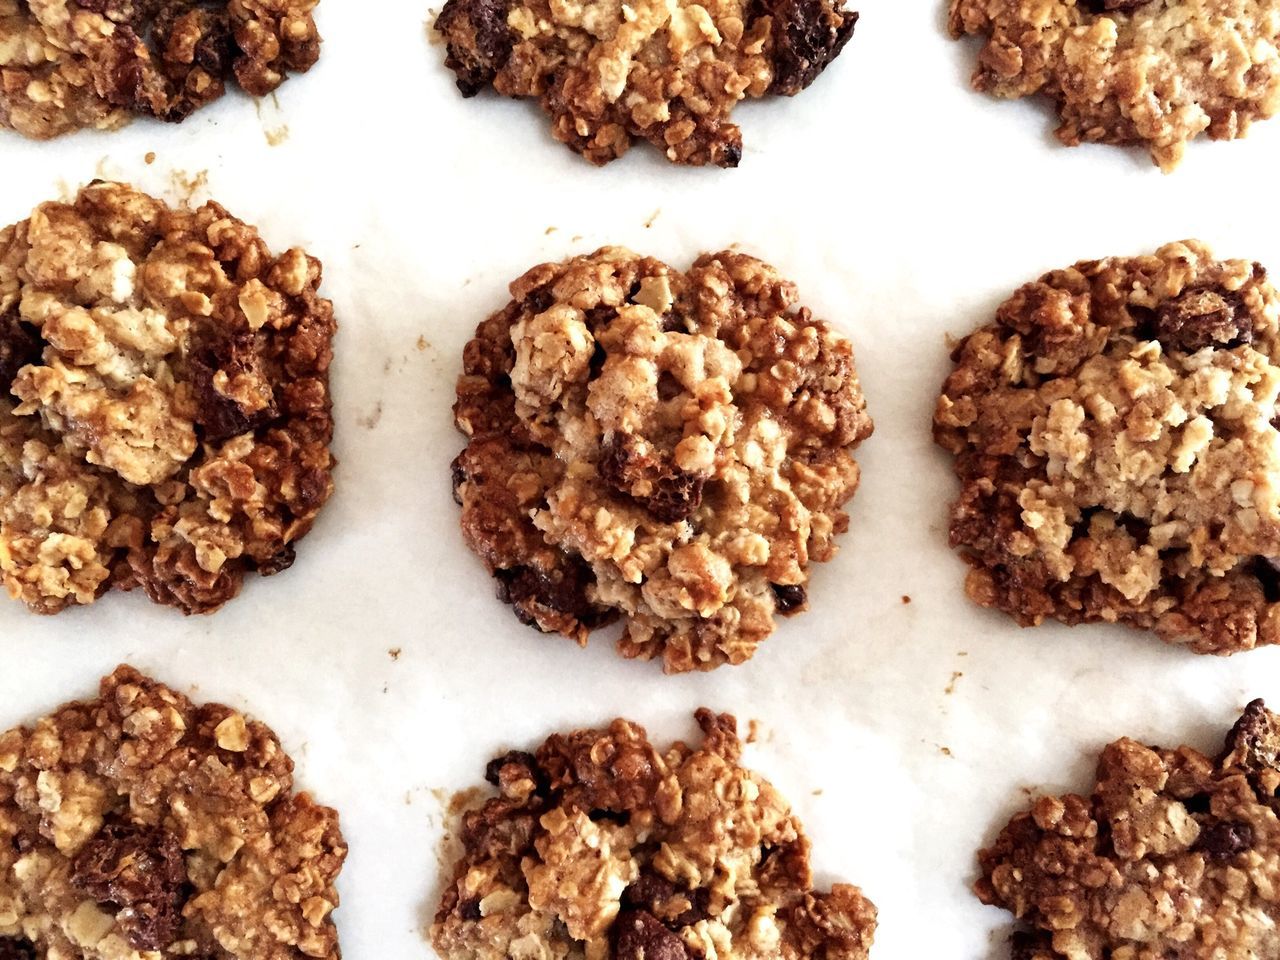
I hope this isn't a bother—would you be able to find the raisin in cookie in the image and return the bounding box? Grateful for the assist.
[434,0,856,166]
[978,699,1280,960]
[0,181,335,615]
[0,664,346,960]
[948,0,1280,171]
[433,709,877,960]
[452,247,872,672]
[934,241,1280,655]
[1,0,321,140]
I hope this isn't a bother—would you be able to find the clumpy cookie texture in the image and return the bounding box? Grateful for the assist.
[433,709,877,960]
[0,664,346,960]
[0,181,336,615]
[948,0,1280,171]
[452,247,872,672]
[934,241,1280,655]
[1,0,321,140]
[978,699,1280,960]
[433,0,857,165]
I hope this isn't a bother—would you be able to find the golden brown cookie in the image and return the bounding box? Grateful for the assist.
[432,709,877,960]
[1,0,321,140]
[452,247,873,672]
[935,241,1280,655]
[0,665,346,960]
[948,0,1280,171]
[434,0,857,165]
[978,699,1280,960]
[0,181,336,615]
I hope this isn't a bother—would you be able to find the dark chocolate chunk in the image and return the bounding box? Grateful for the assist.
[612,910,690,960]
[70,820,189,952]
[0,309,42,395]
[1154,285,1252,353]
[1194,820,1255,861]
[771,583,807,614]
[436,0,516,96]
[761,0,857,95]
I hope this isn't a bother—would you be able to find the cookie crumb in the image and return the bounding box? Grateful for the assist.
[389,647,402,661]
[144,151,156,164]
[945,672,963,695]
[902,594,911,604]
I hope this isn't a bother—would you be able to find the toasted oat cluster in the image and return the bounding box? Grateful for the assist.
[452,247,873,672]
[0,0,321,140]
[0,181,336,615]
[934,241,1280,655]
[0,665,346,960]
[978,699,1280,960]
[433,710,877,960]
[948,0,1280,171]
[433,0,857,166]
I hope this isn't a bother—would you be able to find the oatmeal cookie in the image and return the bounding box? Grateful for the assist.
[432,709,877,960]
[0,664,346,960]
[948,0,1280,171]
[1,0,321,140]
[433,0,857,165]
[934,241,1280,655]
[0,181,335,615]
[978,699,1280,960]
[452,247,872,672]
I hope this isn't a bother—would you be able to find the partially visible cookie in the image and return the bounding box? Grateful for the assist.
[934,240,1280,655]
[0,181,336,615]
[433,0,857,165]
[0,664,346,960]
[978,699,1280,960]
[452,247,873,672]
[948,0,1280,171]
[432,709,877,960]
[1,0,321,140]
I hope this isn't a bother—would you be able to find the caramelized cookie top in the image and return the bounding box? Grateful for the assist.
[434,0,856,165]
[948,0,1280,170]
[0,181,335,615]
[0,665,346,960]
[935,240,1280,654]
[432,710,877,960]
[453,247,872,672]
[978,700,1280,960]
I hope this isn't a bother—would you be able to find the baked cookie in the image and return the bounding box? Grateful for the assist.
[0,664,346,960]
[1,0,321,140]
[934,241,1280,655]
[948,0,1280,171]
[452,247,872,672]
[433,709,877,960]
[433,0,857,166]
[0,181,336,615]
[978,699,1280,960]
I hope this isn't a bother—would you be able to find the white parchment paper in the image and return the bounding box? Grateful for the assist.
[4,2,1280,957]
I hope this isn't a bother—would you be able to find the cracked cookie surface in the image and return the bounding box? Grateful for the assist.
[948,0,1280,171]
[433,0,857,165]
[1,0,321,140]
[0,181,335,615]
[432,709,877,960]
[934,241,1280,655]
[0,664,346,960]
[978,699,1280,960]
[452,247,872,672]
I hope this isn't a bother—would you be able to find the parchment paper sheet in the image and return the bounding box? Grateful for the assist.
[4,2,1280,956]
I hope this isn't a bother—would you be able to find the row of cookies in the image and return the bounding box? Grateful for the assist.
[4,184,1279,671]
[4,664,1277,959]
[5,1,1279,171]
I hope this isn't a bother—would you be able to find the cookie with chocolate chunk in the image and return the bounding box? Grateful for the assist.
[934,241,1280,655]
[978,699,1280,960]
[452,247,872,672]
[432,709,877,960]
[0,665,346,960]
[0,181,335,615]
[948,0,1280,171]
[433,0,857,165]
[1,0,321,140]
